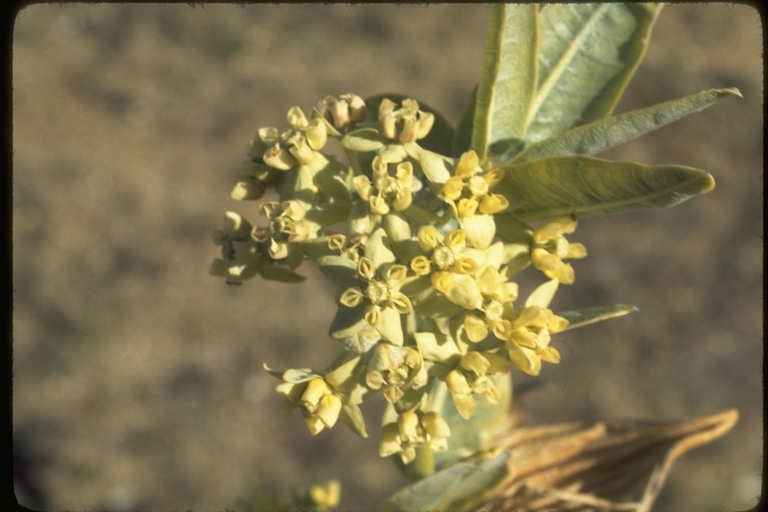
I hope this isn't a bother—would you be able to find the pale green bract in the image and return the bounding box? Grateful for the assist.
[211,4,738,511]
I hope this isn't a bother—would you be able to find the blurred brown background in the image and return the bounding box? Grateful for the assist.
[12,4,762,511]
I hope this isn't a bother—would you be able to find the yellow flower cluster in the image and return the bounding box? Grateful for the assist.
[213,95,592,465]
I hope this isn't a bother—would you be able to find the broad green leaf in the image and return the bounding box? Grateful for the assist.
[473,4,538,160]
[524,4,662,144]
[379,449,509,512]
[378,459,477,512]
[364,93,455,157]
[432,376,511,471]
[443,450,510,511]
[453,85,477,158]
[560,304,638,331]
[501,156,716,220]
[510,88,743,163]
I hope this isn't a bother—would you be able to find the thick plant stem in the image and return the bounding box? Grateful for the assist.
[410,443,435,481]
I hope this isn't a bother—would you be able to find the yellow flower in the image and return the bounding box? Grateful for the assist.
[366,343,428,403]
[441,150,509,218]
[445,351,512,419]
[379,410,451,464]
[353,156,414,215]
[530,216,587,284]
[276,376,343,435]
[459,265,519,343]
[338,257,413,346]
[317,93,367,132]
[307,480,341,508]
[378,98,435,144]
[260,106,328,170]
[251,200,315,261]
[410,226,485,311]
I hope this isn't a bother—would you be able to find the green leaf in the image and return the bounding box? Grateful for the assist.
[473,4,538,160]
[524,3,662,144]
[453,85,477,158]
[364,93,455,157]
[510,88,743,163]
[443,450,511,511]
[316,255,358,290]
[378,459,477,512]
[560,304,638,331]
[379,450,509,512]
[501,156,716,220]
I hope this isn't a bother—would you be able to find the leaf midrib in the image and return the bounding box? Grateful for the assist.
[524,4,611,133]
[509,170,713,219]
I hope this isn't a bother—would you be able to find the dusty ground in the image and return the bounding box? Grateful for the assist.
[12,4,762,512]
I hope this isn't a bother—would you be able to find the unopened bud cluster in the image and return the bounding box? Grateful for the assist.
[212,94,588,464]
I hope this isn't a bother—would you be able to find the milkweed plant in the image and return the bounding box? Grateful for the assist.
[210,4,740,511]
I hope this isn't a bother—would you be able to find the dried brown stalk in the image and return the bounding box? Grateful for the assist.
[473,408,738,512]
